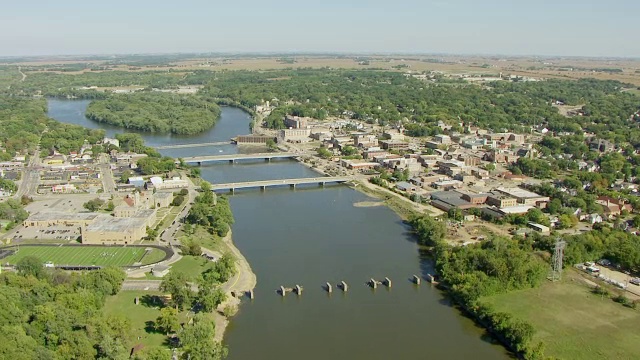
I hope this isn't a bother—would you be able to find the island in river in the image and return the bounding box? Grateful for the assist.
[85,92,221,135]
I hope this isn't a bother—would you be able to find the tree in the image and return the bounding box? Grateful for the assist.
[160,271,193,310]
[120,170,132,184]
[316,146,332,159]
[409,216,446,246]
[83,198,104,212]
[197,285,226,313]
[181,239,202,256]
[106,201,115,212]
[172,195,185,207]
[484,163,495,172]
[16,256,44,278]
[633,215,640,228]
[145,226,158,241]
[265,138,278,152]
[155,307,180,335]
[179,314,227,360]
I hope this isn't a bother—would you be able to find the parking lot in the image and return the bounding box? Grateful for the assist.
[578,261,640,297]
[12,225,81,242]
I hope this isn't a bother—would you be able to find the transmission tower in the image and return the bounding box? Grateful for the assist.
[548,238,566,282]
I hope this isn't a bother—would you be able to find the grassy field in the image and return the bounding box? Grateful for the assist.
[103,290,188,350]
[482,272,640,360]
[170,255,212,278]
[1,245,167,266]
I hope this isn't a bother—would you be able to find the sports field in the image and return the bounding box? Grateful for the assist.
[1,245,167,267]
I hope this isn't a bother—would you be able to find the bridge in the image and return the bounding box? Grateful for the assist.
[210,176,354,192]
[154,141,233,150]
[182,152,298,165]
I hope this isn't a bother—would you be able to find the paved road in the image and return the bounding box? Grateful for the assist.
[98,153,117,194]
[16,150,41,198]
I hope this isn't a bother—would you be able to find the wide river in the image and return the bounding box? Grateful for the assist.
[48,99,508,360]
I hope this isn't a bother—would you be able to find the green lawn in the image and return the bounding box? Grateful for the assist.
[1,245,167,267]
[103,290,188,350]
[483,272,640,360]
[170,255,212,278]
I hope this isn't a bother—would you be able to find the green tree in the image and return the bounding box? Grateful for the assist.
[179,314,227,360]
[83,198,104,212]
[197,285,226,313]
[265,138,278,152]
[16,256,44,278]
[316,146,332,159]
[160,271,193,310]
[409,216,446,246]
[155,307,180,335]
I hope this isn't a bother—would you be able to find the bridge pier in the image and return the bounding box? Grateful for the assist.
[384,277,392,288]
[229,188,235,194]
[295,285,303,295]
[229,159,234,164]
[370,278,377,289]
[265,158,271,162]
[279,286,286,296]
[247,290,255,299]
[340,281,348,292]
[290,184,296,189]
[260,186,266,191]
[326,282,332,293]
[319,182,325,187]
[413,275,421,285]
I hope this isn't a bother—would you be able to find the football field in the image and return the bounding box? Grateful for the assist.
[1,245,167,267]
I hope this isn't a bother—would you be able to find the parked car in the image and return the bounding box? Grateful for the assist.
[597,259,611,266]
[630,278,640,286]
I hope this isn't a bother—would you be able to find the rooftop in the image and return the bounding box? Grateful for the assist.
[496,187,545,199]
[84,216,147,233]
[28,212,101,222]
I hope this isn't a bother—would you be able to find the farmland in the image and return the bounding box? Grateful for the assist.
[0,245,168,267]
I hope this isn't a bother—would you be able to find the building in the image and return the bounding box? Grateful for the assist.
[381,140,410,151]
[23,212,100,228]
[151,265,171,277]
[354,134,378,148]
[284,115,310,129]
[429,191,475,211]
[486,194,518,208]
[495,187,550,207]
[279,128,311,143]
[460,192,489,205]
[396,181,417,192]
[129,176,145,188]
[150,177,189,190]
[527,222,550,235]
[235,135,276,144]
[437,160,467,177]
[433,134,451,144]
[81,216,148,245]
[154,192,173,208]
[432,179,463,190]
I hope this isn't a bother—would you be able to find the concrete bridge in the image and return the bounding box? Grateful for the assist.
[210,176,353,192]
[154,141,233,150]
[182,152,298,165]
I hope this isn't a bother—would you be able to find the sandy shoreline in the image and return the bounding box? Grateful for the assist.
[212,229,257,342]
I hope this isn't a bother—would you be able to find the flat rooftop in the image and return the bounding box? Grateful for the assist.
[28,212,101,222]
[496,187,546,199]
[499,205,534,214]
[84,216,147,233]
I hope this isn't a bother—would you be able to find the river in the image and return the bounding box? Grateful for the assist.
[47,99,509,360]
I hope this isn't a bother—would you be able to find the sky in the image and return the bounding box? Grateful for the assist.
[1,0,639,57]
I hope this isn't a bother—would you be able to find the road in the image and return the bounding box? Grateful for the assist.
[97,153,117,194]
[16,150,41,198]
[18,66,26,82]
[159,174,198,245]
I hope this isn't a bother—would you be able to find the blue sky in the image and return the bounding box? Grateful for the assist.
[1,0,638,57]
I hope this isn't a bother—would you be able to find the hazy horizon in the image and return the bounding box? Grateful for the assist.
[2,0,639,58]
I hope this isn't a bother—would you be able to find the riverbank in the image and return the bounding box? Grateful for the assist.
[211,229,257,342]
[351,180,443,220]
